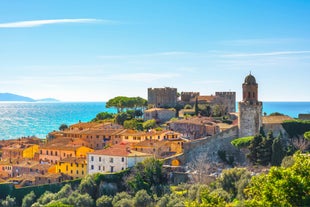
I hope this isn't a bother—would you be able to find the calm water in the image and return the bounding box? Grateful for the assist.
[0,102,309,140]
[0,102,116,140]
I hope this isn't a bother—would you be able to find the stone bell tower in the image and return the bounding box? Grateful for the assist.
[238,73,262,137]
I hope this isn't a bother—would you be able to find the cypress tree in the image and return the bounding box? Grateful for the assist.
[271,135,285,166]
[194,97,199,116]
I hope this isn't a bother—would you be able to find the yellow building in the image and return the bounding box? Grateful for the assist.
[22,144,39,159]
[75,146,94,158]
[119,130,181,143]
[56,157,87,179]
[39,143,94,164]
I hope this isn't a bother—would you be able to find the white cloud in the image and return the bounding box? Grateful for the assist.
[98,51,192,59]
[219,38,305,46]
[106,72,181,82]
[221,50,310,58]
[0,18,112,28]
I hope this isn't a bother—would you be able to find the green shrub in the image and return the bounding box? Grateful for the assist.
[231,136,254,148]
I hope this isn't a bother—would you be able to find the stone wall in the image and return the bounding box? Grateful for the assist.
[215,92,236,113]
[144,108,176,123]
[164,126,244,166]
[238,102,262,137]
[180,92,200,103]
[148,87,177,108]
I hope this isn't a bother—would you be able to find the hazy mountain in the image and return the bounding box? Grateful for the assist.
[0,93,59,102]
[0,93,35,102]
[36,98,60,102]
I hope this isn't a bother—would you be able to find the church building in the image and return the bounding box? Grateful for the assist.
[238,73,263,137]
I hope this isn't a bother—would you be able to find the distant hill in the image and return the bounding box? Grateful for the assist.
[36,98,60,102]
[0,93,59,102]
[0,93,35,102]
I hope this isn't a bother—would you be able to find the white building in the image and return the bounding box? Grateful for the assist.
[87,143,152,174]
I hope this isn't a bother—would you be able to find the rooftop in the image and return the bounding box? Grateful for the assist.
[262,115,293,124]
[89,143,152,157]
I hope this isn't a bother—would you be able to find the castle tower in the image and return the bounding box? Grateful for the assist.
[148,87,177,108]
[238,73,262,137]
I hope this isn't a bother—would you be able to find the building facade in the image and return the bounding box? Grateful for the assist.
[144,108,176,123]
[87,143,152,174]
[238,73,263,137]
[148,87,177,108]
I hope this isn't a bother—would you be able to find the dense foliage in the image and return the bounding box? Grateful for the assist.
[247,131,287,166]
[282,119,310,138]
[91,112,115,122]
[231,136,254,148]
[304,131,310,140]
[245,152,310,207]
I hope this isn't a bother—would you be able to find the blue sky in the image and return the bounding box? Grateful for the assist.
[0,0,309,102]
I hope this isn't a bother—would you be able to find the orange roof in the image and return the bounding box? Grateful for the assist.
[170,117,216,125]
[89,143,151,157]
[262,115,293,124]
[69,122,100,129]
[118,129,176,137]
[197,95,215,102]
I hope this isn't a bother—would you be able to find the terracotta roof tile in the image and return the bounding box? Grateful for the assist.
[89,143,152,157]
[262,115,293,124]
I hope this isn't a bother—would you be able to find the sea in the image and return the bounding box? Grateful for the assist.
[0,102,309,140]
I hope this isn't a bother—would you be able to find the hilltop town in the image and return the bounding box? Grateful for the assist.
[0,74,309,192]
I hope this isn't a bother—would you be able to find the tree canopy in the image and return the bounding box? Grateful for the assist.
[245,152,310,207]
[106,96,147,113]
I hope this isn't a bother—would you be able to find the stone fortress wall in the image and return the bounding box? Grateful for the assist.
[148,87,177,108]
[215,92,236,113]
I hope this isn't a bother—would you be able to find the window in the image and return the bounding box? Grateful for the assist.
[66,165,68,171]
[71,163,73,167]
[98,166,101,170]
[99,157,101,162]
[82,171,84,175]
[76,170,79,174]
[110,166,114,173]
[121,157,125,162]
[96,135,99,138]
[91,165,94,170]
[40,150,42,154]
[71,170,73,174]
[46,150,49,155]
[110,158,113,163]
[51,151,53,156]
[82,164,84,168]
[55,151,58,156]
[91,156,94,162]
